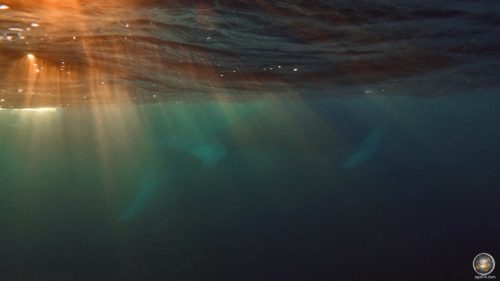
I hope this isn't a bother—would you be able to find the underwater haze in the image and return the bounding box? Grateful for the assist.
[1,1,500,280]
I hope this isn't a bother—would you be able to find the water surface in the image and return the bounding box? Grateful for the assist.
[1,1,500,280]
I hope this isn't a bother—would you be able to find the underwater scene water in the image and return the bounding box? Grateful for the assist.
[1,1,500,280]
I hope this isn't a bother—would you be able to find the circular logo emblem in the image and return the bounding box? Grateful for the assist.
[473,253,495,276]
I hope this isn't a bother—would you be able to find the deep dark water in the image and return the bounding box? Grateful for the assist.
[0,93,499,280]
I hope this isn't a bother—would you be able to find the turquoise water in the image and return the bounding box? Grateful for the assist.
[1,93,499,280]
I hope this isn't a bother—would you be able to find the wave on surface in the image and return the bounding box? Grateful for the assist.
[0,0,499,107]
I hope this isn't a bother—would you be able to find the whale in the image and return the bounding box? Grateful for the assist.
[119,133,226,221]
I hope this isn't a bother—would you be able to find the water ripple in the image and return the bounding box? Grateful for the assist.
[0,0,499,107]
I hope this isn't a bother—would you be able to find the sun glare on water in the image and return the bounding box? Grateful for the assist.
[0,0,139,108]
[19,107,58,112]
[0,107,59,113]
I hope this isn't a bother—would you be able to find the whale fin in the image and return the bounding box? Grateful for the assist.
[187,143,226,167]
[342,128,384,169]
[119,170,160,221]
[161,136,226,168]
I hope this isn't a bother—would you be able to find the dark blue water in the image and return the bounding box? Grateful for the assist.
[1,1,500,280]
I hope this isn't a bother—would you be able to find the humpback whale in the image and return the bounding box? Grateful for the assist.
[119,135,226,221]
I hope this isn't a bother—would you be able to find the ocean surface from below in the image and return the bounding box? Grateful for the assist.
[1,0,500,107]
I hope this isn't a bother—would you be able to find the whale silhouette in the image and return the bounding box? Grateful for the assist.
[119,133,227,221]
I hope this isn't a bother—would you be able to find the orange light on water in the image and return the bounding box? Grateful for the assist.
[19,107,58,112]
